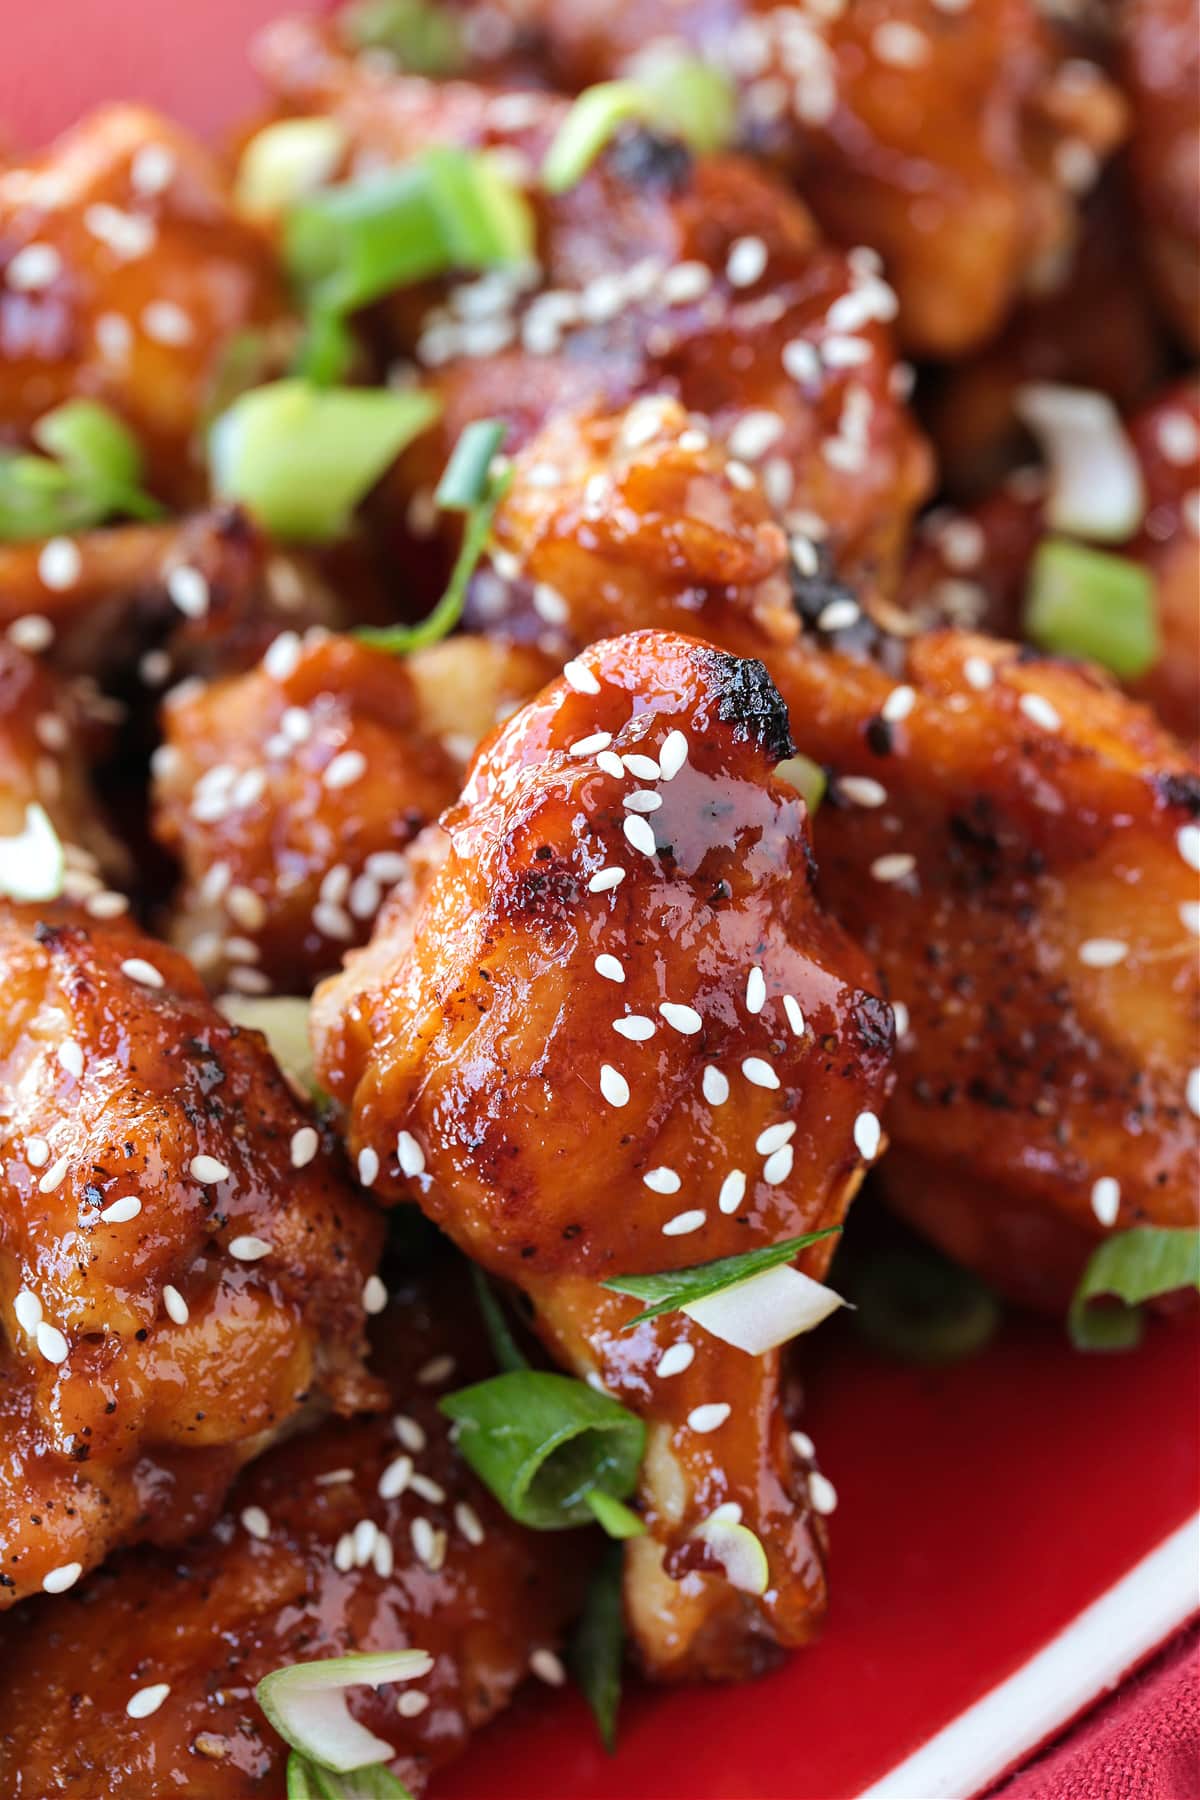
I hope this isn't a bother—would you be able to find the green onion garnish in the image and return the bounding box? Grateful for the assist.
[339,0,466,75]
[0,803,65,902]
[209,379,439,542]
[602,1226,842,1329]
[542,58,737,193]
[1068,1226,1200,1352]
[0,399,161,541]
[566,1543,625,1753]
[439,1370,645,1530]
[1024,538,1159,680]
[584,1489,645,1538]
[235,118,347,221]
[215,994,318,1097]
[257,1650,433,1775]
[775,753,826,814]
[846,1245,1001,1366]
[288,1754,414,1800]
[469,1264,529,1374]
[357,419,511,653]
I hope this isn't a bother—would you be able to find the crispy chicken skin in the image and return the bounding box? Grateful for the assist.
[459,403,1200,1309]
[0,1272,584,1798]
[313,629,895,1679]
[432,0,1126,355]
[0,106,286,503]
[0,900,383,1607]
[1121,0,1200,352]
[254,17,931,597]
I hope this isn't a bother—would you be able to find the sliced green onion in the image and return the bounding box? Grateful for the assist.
[1024,538,1159,680]
[603,1227,841,1329]
[0,803,65,902]
[216,994,318,1096]
[257,1652,433,1775]
[0,400,161,541]
[846,1245,1000,1366]
[1068,1227,1200,1352]
[692,1509,769,1595]
[209,380,439,542]
[542,83,650,194]
[681,1262,846,1354]
[776,754,826,815]
[633,53,739,156]
[542,59,736,192]
[470,1264,529,1374]
[1015,383,1145,542]
[566,1544,624,1753]
[439,1370,645,1530]
[584,1489,646,1539]
[357,419,511,653]
[288,1755,414,1800]
[235,118,347,221]
[339,0,466,75]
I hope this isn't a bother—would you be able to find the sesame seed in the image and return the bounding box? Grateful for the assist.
[290,1126,319,1169]
[1180,903,1200,937]
[1018,693,1062,732]
[86,890,130,920]
[530,1649,566,1687]
[660,1002,702,1034]
[1090,1177,1120,1227]
[589,867,626,893]
[839,776,887,807]
[126,1684,171,1719]
[595,953,625,983]
[658,731,689,781]
[564,659,601,695]
[1177,825,1200,873]
[163,1285,189,1325]
[1078,938,1129,968]
[764,1145,794,1184]
[353,1519,379,1566]
[166,565,209,619]
[870,853,916,884]
[38,538,82,592]
[410,1473,446,1505]
[378,1454,413,1500]
[454,1501,485,1545]
[687,1403,730,1433]
[142,300,193,344]
[872,20,929,64]
[881,685,915,723]
[703,1068,730,1105]
[756,1122,796,1154]
[854,1112,882,1160]
[42,1562,82,1594]
[729,410,786,462]
[656,1343,695,1378]
[614,1014,656,1041]
[643,1167,681,1193]
[596,749,626,778]
[36,1322,69,1364]
[130,141,176,195]
[373,1534,395,1578]
[570,731,612,756]
[809,1471,837,1514]
[663,1209,707,1236]
[533,583,568,624]
[8,613,54,653]
[324,750,367,791]
[791,1429,815,1459]
[417,1354,456,1386]
[314,1468,353,1487]
[85,203,154,258]
[334,1533,354,1572]
[893,1002,911,1038]
[964,656,995,691]
[313,902,354,942]
[1187,1068,1200,1119]
[38,1154,70,1193]
[241,1505,270,1540]
[660,260,712,305]
[397,1131,425,1177]
[363,1274,388,1315]
[623,790,662,813]
[398,1691,431,1718]
[394,1415,426,1452]
[99,1195,142,1223]
[600,1064,630,1107]
[746,966,767,1014]
[623,814,658,857]
[190,1154,230,1183]
[14,1290,42,1334]
[120,956,164,989]
[56,1038,83,1079]
[411,1517,444,1569]
[727,460,756,490]
[229,1236,272,1261]
[7,242,62,290]
[783,338,820,384]
[726,236,768,287]
[742,1057,780,1090]
[26,1139,50,1169]
[718,1169,746,1214]
[817,598,861,633]
[357,1147,380,1186]
[622,753,661,780]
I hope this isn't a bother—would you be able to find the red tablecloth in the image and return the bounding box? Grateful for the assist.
[990,1622,1200,1800]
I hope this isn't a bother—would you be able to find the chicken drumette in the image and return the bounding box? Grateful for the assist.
[313,629,894,1679]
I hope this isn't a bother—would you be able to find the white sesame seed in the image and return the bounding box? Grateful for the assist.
[241,1505,270,1540]
[130,141,176,195]
[163,1285,189,1325]
[1177,825,1200,873]
[791,1429,815,1459]
[656,1343,695,1378]
[7,242,62,290]
[190,1154,231,1183]
[86,890,130,920]
[532,583,568,625]
[622,753,661,781]
[26,1139,50,1169]
[726,235,768,287]
[229,1236,272,1261]
[892,1001,911,1039]
[687,1402,731,1433]
[38,538,82,592]
[663,1209,707,1236]
[703,1068,730,1105]
[729,410,786,462]
[623,790,662,814]
[120,956,164,989]
[397,1131,425,1177]
[600,1064,630,1107]
[56,1038,83,1079]
[38,1154,71,1193]
[643,1168,682,1194]
[718,1169,746,1214]
[742,1057,780,1090]
[661,261,712,305]
[42,1562,82,1594]
[36,1322,69,1364]
[727,460,756,491]
[290,1126,319,1169]
[783,338,820,384]
[881,685,915,723]
[313,902,354,942]
[870,853,916,884]
[166,565,209,620]
[660,1002,703,1035]
[623,814,658,857]
[353,1519,380,1566]
[1187,1068,1200,1119]
[872,20,929,64]
[397,1691,431,1718]
[410,1473,446,1505]
[324,750,367,791]
[363,1274,388,1315]
[595,954,625,983]
[763,1145,794,1184]
[589,867,626,893]
[809,1471,838,1514]
[314,1468,353,1487]
[142,300,193,345]
[126,1684,171,1719]
[570,731,612,756]
[564,659,601,695]
[1180,903,1200,937]
[14,1290,42,1334]
[756,1122,796,1154]
[410,1517,440,1568]
[1090,1177,1120,1227]
[86,203,155,258]
[854,1111,882,1160]
[596,749,626,779]
[1078,938,1129,969]
[613,1014,656,1042]
[746,967,767,1015]
[417,1354,456,1386]
[658,731,689,781]
[1018,693,1062,733]
[530,1648,566,1687]
[334,1533,355,1572]
[378,1454,414,1500]
[964,656,995,692]
[839,776,887,807]
[817,598,861,633]
[99,1195,142,1224]
[394,1415,426,1453]
[357,1147,380,1186]
[373,1534,395,1578]
[454,1500,485,1545]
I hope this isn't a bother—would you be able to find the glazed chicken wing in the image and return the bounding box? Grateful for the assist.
[313,629,894,1679]
[1121,0,1200,352]
[0,900,383,1606]
[0,106,287,504]
[0,1267,584,1797]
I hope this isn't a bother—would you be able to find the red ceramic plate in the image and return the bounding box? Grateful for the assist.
[5,8,1197,1795]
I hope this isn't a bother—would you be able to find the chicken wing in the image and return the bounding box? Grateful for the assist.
[0,105,287,503]
[0,899,383,1606]
[1121,0,1200,352]
[312,629,895,1679]
[0,1265,585,1797]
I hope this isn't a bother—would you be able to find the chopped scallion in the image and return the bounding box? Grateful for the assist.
[469,1264,529,1374]
[775,754,826,814]
[542,83,650,194]
[235,118,347,221]
[288,1754,414,1800]
[0,803,65,903]
[566,1544,624,1753]
[215,994,318,1097]
[542,58,737,192]
[602,1226,841,1328]
[1024,538,1159,680]
[257,1651,433,1775]
[846,1245,1000,1366]
[584,1489,645,1538]
[0,399,161,541]
[339,0,466,75]
[1068,1227,1200,1352]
